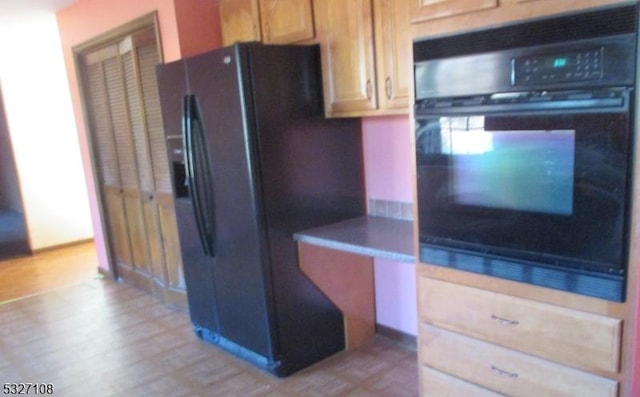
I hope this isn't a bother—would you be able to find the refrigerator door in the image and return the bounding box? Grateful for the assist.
[184,46,275,361]
[156,60,221,335]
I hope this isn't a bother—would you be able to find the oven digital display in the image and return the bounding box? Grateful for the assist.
[553,57,568,68]
[513,48,603,85]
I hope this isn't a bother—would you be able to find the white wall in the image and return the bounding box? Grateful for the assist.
[0,10,93,249]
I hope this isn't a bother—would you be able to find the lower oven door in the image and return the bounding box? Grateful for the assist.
[415,89,633,287]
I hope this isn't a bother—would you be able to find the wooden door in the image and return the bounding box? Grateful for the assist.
[78,20,187,309]
[105,40,153,289]
[259,0,314,43]
[374,0,410,112]
[130,29,187,308]
[83,45,135,277]
[314,0,377,117]
[220,0,262,46]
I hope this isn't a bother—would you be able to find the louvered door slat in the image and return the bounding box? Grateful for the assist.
[86,62,121,188]
[104,57,138,190]
[138,44,172,194]
[123,51,154,193]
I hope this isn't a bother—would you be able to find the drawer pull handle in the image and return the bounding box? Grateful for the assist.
[385,77,392,99]
[491,365,519,378]
[491,314,519,326]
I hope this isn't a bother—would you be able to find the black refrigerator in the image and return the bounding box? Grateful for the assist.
[156,43,365,377]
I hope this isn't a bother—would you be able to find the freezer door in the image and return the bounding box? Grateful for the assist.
[185,46,275,360]
[156,60,221,334]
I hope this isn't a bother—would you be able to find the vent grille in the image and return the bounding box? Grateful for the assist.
[414,3,639,62]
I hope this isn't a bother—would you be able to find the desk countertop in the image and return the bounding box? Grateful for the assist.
[294,216,415,263]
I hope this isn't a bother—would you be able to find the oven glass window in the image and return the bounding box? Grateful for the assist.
[433,116,576,215]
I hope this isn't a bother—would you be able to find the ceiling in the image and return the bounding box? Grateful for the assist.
[0,0,77,17]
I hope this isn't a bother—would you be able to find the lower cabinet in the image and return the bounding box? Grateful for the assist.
[421,324,618,397]
[417,272,622,396]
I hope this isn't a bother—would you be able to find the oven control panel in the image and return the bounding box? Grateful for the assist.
[513,48,603,86]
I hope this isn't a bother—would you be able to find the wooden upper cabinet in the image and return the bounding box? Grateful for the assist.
[259,0,315,44]
[219,0,410,117]
[374,0,410,112]
[220,0,262,46]
[313,0,411,117]
[220,0,315,46]
[411,0,498,23]
[314,0,378,117]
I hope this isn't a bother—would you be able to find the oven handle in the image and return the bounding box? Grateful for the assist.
[415,89,630,116]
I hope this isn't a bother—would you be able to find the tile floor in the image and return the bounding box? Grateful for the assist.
[0,246,419,397]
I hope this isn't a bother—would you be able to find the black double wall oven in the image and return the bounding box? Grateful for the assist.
[414,4,638,301]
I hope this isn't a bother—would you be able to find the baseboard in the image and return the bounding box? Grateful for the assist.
[32,238,94,254]
[376,324,417,351]
[98,266,114,280]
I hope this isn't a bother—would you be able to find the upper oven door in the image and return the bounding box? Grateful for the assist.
[415,89,632,274]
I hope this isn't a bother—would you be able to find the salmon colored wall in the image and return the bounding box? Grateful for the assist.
[56,0,221,271]
[175,0,222,57]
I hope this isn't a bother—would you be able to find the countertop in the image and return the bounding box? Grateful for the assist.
[294,216,415,263]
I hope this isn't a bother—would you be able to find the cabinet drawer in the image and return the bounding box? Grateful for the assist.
[418,277,621,373]
[421,324,618,397]
[421,365,505,396]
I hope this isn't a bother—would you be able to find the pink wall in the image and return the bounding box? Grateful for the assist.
[56,0,221,271]
[363,115,417,336]
[362,115,413,201]
[374,258,417,335]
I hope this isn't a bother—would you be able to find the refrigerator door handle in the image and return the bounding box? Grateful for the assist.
[183,94,216,257]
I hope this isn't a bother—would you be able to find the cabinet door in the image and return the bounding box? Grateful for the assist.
[314,0,377,117]
[220,0,262,46]
[259,0,314,44]
[411,0,498,23]
[374,0,410,112]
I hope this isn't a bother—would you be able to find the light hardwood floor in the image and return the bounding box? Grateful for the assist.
[0,241,100,303]
[0,242,419,396]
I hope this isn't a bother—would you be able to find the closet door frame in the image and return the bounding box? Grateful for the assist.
[73,13,162,282]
